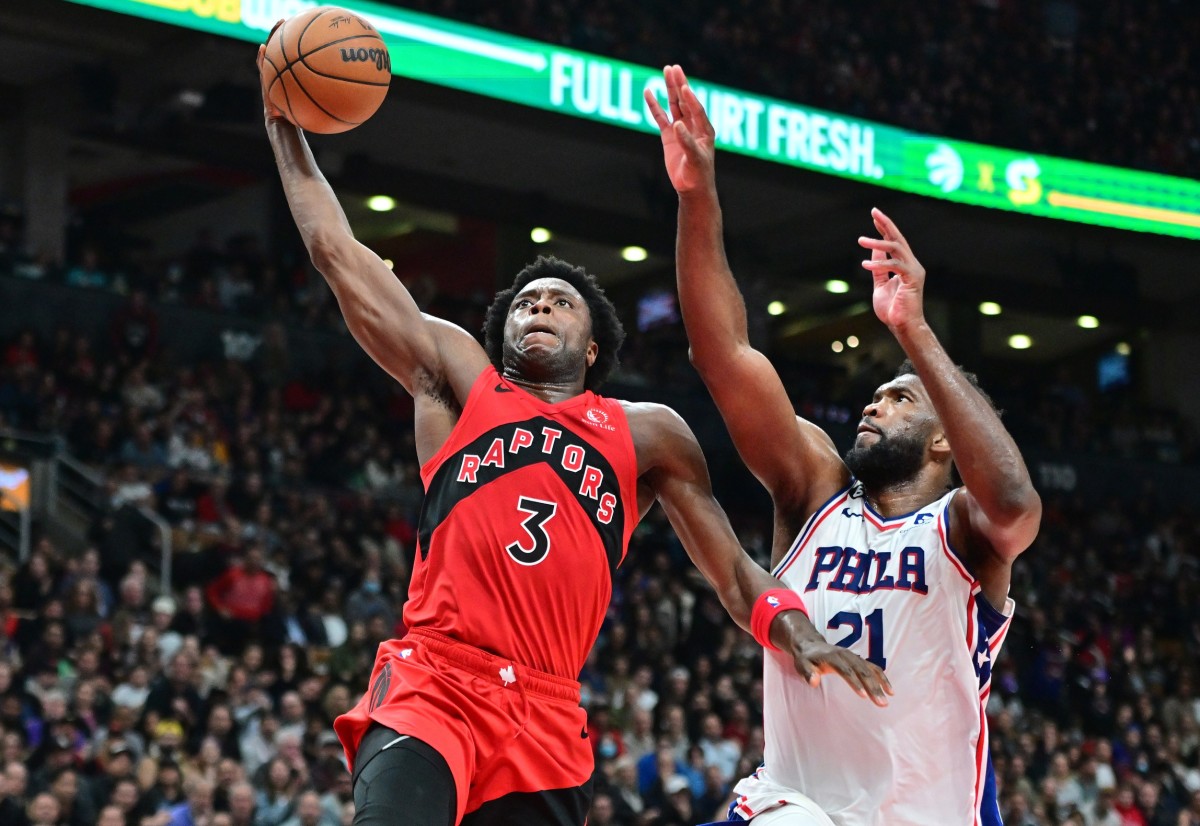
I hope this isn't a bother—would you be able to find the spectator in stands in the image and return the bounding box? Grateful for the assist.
[254,756,299,826]
[226,780,257,826]
[205,545,277,651]
[48,765,96,826]
[340,570,391,631]
[144,652,204,732]
[164,775,215,826]
[110,289,160,363]
[648,773,695,825]
[11,550,58,614]
[111,665,151,712]
[281,789,336,826]
[63,579,104,642]
[25,791,62,826]
[59,548,114,618]
[65,247,109,290]
[96,805,124,826]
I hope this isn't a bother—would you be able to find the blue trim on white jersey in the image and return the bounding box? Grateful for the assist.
[938,489,978,579]
[980,752,1003,826]
[861,496,925,525]
[771,483,854,577]
[975,592,1009,639]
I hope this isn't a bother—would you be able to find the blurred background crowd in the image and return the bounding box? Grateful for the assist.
[0,265,1197,826]
[0,1,1197,826]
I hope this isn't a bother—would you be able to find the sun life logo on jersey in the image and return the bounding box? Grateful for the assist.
[583,407,616,431]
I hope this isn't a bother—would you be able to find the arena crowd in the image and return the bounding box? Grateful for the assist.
[0,261,1197,825]
[0,3,1196,820]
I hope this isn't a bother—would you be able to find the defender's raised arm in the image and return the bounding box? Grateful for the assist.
[859,210,1041,572]
[646,66,846,519]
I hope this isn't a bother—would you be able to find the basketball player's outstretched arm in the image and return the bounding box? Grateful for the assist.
[256,38,486,406]
[859,212,1042,568]
[646,67,847,519]
[631,403,891,705]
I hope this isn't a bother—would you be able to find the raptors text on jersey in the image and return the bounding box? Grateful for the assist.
[401,367,640,679]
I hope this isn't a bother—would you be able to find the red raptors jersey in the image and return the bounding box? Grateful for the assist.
[401,366,639,679]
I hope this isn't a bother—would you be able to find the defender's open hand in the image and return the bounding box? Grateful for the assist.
[859,208,927,332]
[645,65,717,195]
[777,612,893,706]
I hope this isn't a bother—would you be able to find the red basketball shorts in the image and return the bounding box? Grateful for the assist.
[333,628,593,823]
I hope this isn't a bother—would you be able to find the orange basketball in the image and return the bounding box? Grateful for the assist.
[262,6,391,134]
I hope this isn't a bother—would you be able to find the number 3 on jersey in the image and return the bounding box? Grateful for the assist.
[506,497,557,566]
[828,609,888,670]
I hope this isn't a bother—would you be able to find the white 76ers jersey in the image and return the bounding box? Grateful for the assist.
[744,482,1013,826]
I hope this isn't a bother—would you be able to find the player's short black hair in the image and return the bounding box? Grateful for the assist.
[483,256,625,391]
[895,359,1003,418]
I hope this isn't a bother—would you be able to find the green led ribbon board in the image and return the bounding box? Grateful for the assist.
[67,0,1200,240]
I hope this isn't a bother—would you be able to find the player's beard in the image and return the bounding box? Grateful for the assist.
[502,338,586,386]
[843,428,927,491]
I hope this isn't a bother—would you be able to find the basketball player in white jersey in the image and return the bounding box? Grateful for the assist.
[646,66,1042,826]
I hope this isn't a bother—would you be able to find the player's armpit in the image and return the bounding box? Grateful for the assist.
[421,315,493,403]
[950,486,1041,565]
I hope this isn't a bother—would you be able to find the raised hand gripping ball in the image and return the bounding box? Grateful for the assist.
[262,6,392,134]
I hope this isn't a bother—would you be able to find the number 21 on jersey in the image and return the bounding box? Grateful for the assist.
[829,609,887,669]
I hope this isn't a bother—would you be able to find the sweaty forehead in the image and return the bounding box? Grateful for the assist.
[514,277,585,302]
[875,373,926,398]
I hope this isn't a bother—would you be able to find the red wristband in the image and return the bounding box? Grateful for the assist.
[750,589,809,651]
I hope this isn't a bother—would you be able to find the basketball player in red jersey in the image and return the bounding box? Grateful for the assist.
[256,39,889,826]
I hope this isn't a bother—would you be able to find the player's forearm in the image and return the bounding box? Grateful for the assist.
[718,554,827,650]
[657,470,757,633]
[265,119,356,278]
[266,119,427,345]
[893,321,1039,520]
[712,551,774,633]
[676,188,751,371]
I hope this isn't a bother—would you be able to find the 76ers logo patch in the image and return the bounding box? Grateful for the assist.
[583,407,615,431]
